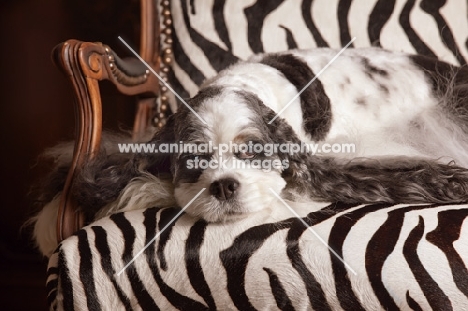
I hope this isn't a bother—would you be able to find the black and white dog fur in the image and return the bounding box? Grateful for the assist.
[33,47,468,255]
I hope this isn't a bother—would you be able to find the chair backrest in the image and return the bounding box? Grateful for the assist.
[165,0,467,103]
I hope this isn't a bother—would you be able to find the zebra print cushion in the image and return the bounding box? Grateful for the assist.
[46,202,468,310]
[163,0,468,105]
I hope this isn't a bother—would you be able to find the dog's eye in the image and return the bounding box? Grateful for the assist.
[236,151,256,160]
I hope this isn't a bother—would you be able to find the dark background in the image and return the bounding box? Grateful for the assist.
[0,0,144,309]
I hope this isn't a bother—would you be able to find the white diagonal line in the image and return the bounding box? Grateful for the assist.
[268,37,356,124]
[268,188,357,275]
[117,36,207,125]
[116,188,206,276]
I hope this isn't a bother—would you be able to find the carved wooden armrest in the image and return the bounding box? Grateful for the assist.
[51,40,160,241]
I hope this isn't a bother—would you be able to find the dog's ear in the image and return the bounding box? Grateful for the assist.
[263,110,311,182]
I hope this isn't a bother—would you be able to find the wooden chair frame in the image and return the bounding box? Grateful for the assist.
[52,0,163,242]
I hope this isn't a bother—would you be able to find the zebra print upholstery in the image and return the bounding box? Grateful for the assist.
[46,0,468,310]
[47,202,468,310]
[165,0,468,105]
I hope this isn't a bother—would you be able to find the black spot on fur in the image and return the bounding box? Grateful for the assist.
[378,83,390,95]
[260,53,332,141]
[355,97,367,107]
[339,76,351,91]
[362,57,389,78]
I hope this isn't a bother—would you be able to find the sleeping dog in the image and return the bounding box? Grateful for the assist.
[36,47,468,232]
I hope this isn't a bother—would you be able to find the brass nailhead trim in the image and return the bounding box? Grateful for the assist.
[154,0,174,128]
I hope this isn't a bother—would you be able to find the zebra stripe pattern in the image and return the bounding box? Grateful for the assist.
[46,202,468,310]
[165,0,468,101]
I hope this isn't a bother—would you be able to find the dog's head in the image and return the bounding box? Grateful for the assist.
[146,85,310,222]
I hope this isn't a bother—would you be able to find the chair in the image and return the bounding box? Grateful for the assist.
[52,0,468,243]
[44,1,468,310]
[51,0,468,243]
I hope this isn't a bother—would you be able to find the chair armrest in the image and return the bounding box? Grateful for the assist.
[51,39,160,242]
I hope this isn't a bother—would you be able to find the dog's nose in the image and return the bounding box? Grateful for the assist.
[209,178,239,200]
